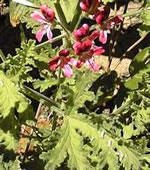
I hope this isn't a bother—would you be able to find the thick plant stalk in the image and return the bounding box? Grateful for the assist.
[23,85,60,108]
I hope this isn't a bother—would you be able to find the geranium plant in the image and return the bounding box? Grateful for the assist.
[0,0,150,169]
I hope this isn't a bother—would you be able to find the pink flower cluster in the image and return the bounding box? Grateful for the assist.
[48,23,105,77]
[73,24,105,71]
[80,0,123,44]
[31,1,123,77]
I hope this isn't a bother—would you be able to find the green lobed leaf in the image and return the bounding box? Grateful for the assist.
[62,70,99,115]
[0,155,21,170]
[125,48,150,90]
[3,40,37,84]
[140,9,150,26]
[0,71,28,118]
[123,124,134,139]
[40,115,91,170]
[119,146,141,170]
[0,129,18,150]
[33,78,58,92]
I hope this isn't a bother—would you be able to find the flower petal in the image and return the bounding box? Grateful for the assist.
[69,58,78,66]
[80,2,88,12]
[36,26,47,42]
[62,64,73,77]
[40,5,55,21]
[46,26,53,41]
[31,11,46,23]
[93,45,105,56]
[89,30,99,41]
[86,58,100,72]
[99,30,107,44]
[108,15,123,29]
[48,56,60,71]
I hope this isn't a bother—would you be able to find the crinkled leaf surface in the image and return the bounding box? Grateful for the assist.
[125,48,150,90]
[33,78,58,92]
[0,71,28,118]
[40,114,101,170]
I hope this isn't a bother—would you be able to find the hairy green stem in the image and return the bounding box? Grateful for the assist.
[52,68,63,131]
[0,33,67,66]
[35,33,67,50]
[23,85,60,108]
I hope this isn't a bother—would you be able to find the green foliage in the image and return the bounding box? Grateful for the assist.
[102,0,115,4]
[1,0,150,169]
[55,70,99,115]
[40,115,92,170]
[33,78,57,92]
[58,0,79,22]
[141,9,150,26]
[0,155,21,170]
[0,71,28,118]
[125,47,150,90]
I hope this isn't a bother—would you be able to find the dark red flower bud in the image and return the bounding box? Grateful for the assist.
[73,39,92,55]
[73,41,83,55]
[48,56,60,71]
[82,39,92,51]
[73,24,89,40]
[40,5,55,21]
[95,6,110,25]
[59,49,70,56]
[95,13,105,25]
[80,0,100,14]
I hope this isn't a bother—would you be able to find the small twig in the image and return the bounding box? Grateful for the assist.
[108,0,130,70]
[22,102,43,163]
[114,33,148,70]
[125,33,148,53]
[35,102,43,119]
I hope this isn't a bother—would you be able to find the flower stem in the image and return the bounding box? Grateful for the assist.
[56,20,70,37]
[35,33,67,50]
